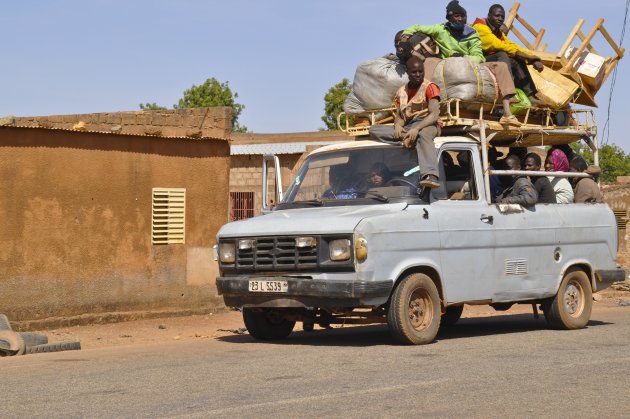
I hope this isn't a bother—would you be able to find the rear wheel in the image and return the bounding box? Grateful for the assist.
[387,273,441,345]
[441,305,464,327]
[544,269,592,330]
[243,308,296,341]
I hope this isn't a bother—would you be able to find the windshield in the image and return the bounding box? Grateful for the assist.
[279,144,425,208]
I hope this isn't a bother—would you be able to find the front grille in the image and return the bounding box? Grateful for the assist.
[236,237,319,272]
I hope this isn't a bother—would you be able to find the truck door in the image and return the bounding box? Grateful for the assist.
[433,146,498,303]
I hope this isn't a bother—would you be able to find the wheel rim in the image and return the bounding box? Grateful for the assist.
[563,279,585,317]
[408,288,433,331]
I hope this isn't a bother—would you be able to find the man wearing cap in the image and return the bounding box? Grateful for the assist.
[402,1,522,126]
[403,0,484,63]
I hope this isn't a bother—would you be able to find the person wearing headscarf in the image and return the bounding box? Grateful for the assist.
[403,1,484,63]
[545,147,574,203]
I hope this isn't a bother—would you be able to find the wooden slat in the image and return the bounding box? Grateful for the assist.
[511,27,533,50]
[577,29,599,54]
[559,19,584,57]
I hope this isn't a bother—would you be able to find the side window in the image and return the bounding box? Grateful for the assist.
[440,150,478,200]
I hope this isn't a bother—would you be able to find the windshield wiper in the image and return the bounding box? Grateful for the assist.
[292,199,324,206]
[360,191,389,202]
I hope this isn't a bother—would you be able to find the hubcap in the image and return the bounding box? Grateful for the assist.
[563,280,584,317]
[408,288,433,330]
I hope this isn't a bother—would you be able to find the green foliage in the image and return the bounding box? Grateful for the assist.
[568,142,630,183]
[139,77,247,132]
[139,102,167,110]
[321,78,353,131]
[175,78,246,133]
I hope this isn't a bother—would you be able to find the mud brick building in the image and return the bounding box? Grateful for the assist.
[0,108,231,327]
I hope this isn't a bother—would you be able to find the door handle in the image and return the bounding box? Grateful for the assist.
[480,214,494,223]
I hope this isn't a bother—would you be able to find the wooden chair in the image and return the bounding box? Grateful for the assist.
[504,2,625,107]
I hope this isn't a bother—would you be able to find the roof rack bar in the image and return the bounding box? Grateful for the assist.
[490,169,591,178]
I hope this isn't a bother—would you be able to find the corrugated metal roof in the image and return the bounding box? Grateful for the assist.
[0,124,226,141]
[230,141,344,155]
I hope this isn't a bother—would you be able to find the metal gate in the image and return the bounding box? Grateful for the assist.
[229,192,255,221]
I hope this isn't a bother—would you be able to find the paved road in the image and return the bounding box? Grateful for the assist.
[2,305,629,418]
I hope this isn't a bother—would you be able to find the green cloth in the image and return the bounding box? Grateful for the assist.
[403,23,485,64]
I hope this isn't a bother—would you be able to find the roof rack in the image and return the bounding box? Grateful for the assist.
[337,99,599,203]
[338,100,596,147]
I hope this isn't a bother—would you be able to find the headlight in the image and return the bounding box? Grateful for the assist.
[330,239,351,261]
[218,242,236,263]
[238,239,255,250]
[295,236,317,248]
[355,236,368,263]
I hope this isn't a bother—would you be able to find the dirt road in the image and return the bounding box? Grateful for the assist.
[37,289,630,350]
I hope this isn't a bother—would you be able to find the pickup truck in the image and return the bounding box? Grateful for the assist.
[215,135,624,345]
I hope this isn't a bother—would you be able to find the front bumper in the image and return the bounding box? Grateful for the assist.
[594,268,626,291]
[216,276,392,308]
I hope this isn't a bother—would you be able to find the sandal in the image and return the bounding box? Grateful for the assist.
[419,174,440,189]
[499,114,522,127]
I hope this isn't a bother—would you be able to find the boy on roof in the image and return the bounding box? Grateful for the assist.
[368,56,442,189]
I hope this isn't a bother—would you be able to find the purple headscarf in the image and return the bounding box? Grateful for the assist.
[550,148,569,172]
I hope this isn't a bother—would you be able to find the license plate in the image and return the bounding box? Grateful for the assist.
[248,280,289,293]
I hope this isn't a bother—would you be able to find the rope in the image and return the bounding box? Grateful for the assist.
[601,0,629,145]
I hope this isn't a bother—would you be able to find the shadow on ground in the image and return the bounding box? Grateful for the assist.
[216,314,613,347]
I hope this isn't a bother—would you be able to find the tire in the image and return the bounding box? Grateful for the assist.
[441,305,464,327]
[25,341,81,354]
[0,313,12,331]
[0,330,25,356]
[302,321,315,332]
[387,273,441,345]
[544,269,592,330]
[19,332,49,348]
[242,308,296,341]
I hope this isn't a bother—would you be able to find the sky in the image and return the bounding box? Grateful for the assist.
[1,1,629,151]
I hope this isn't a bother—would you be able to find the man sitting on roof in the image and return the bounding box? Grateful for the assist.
[402,0,522,126]
[473,4,544,105]
[368,56,441,189]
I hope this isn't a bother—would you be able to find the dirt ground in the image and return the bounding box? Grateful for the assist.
[35,288,630,350]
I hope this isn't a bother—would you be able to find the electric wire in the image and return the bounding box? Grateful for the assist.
[601,0,629,145]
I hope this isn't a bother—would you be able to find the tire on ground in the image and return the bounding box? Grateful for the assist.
[25,341,81,354]
[0,313,12,331]
[0,330,26,356]
[243,308,296,341]
[19,332,49,347]
[544,269,592,330]
[387,273,441,345]
[441,305,464,327]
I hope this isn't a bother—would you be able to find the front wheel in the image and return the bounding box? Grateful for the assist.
[387,273,441,345]
[242,308,296,341]
[543,269,592,330]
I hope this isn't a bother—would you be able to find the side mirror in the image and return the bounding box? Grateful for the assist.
[261,154,283,214]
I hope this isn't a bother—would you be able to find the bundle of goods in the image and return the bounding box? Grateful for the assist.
[343,55,408,119]
[429,57,498,104]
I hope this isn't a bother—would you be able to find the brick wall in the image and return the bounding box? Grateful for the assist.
[230,154,301,216]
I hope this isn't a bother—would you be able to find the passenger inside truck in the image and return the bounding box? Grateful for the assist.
[441,149,477,200]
